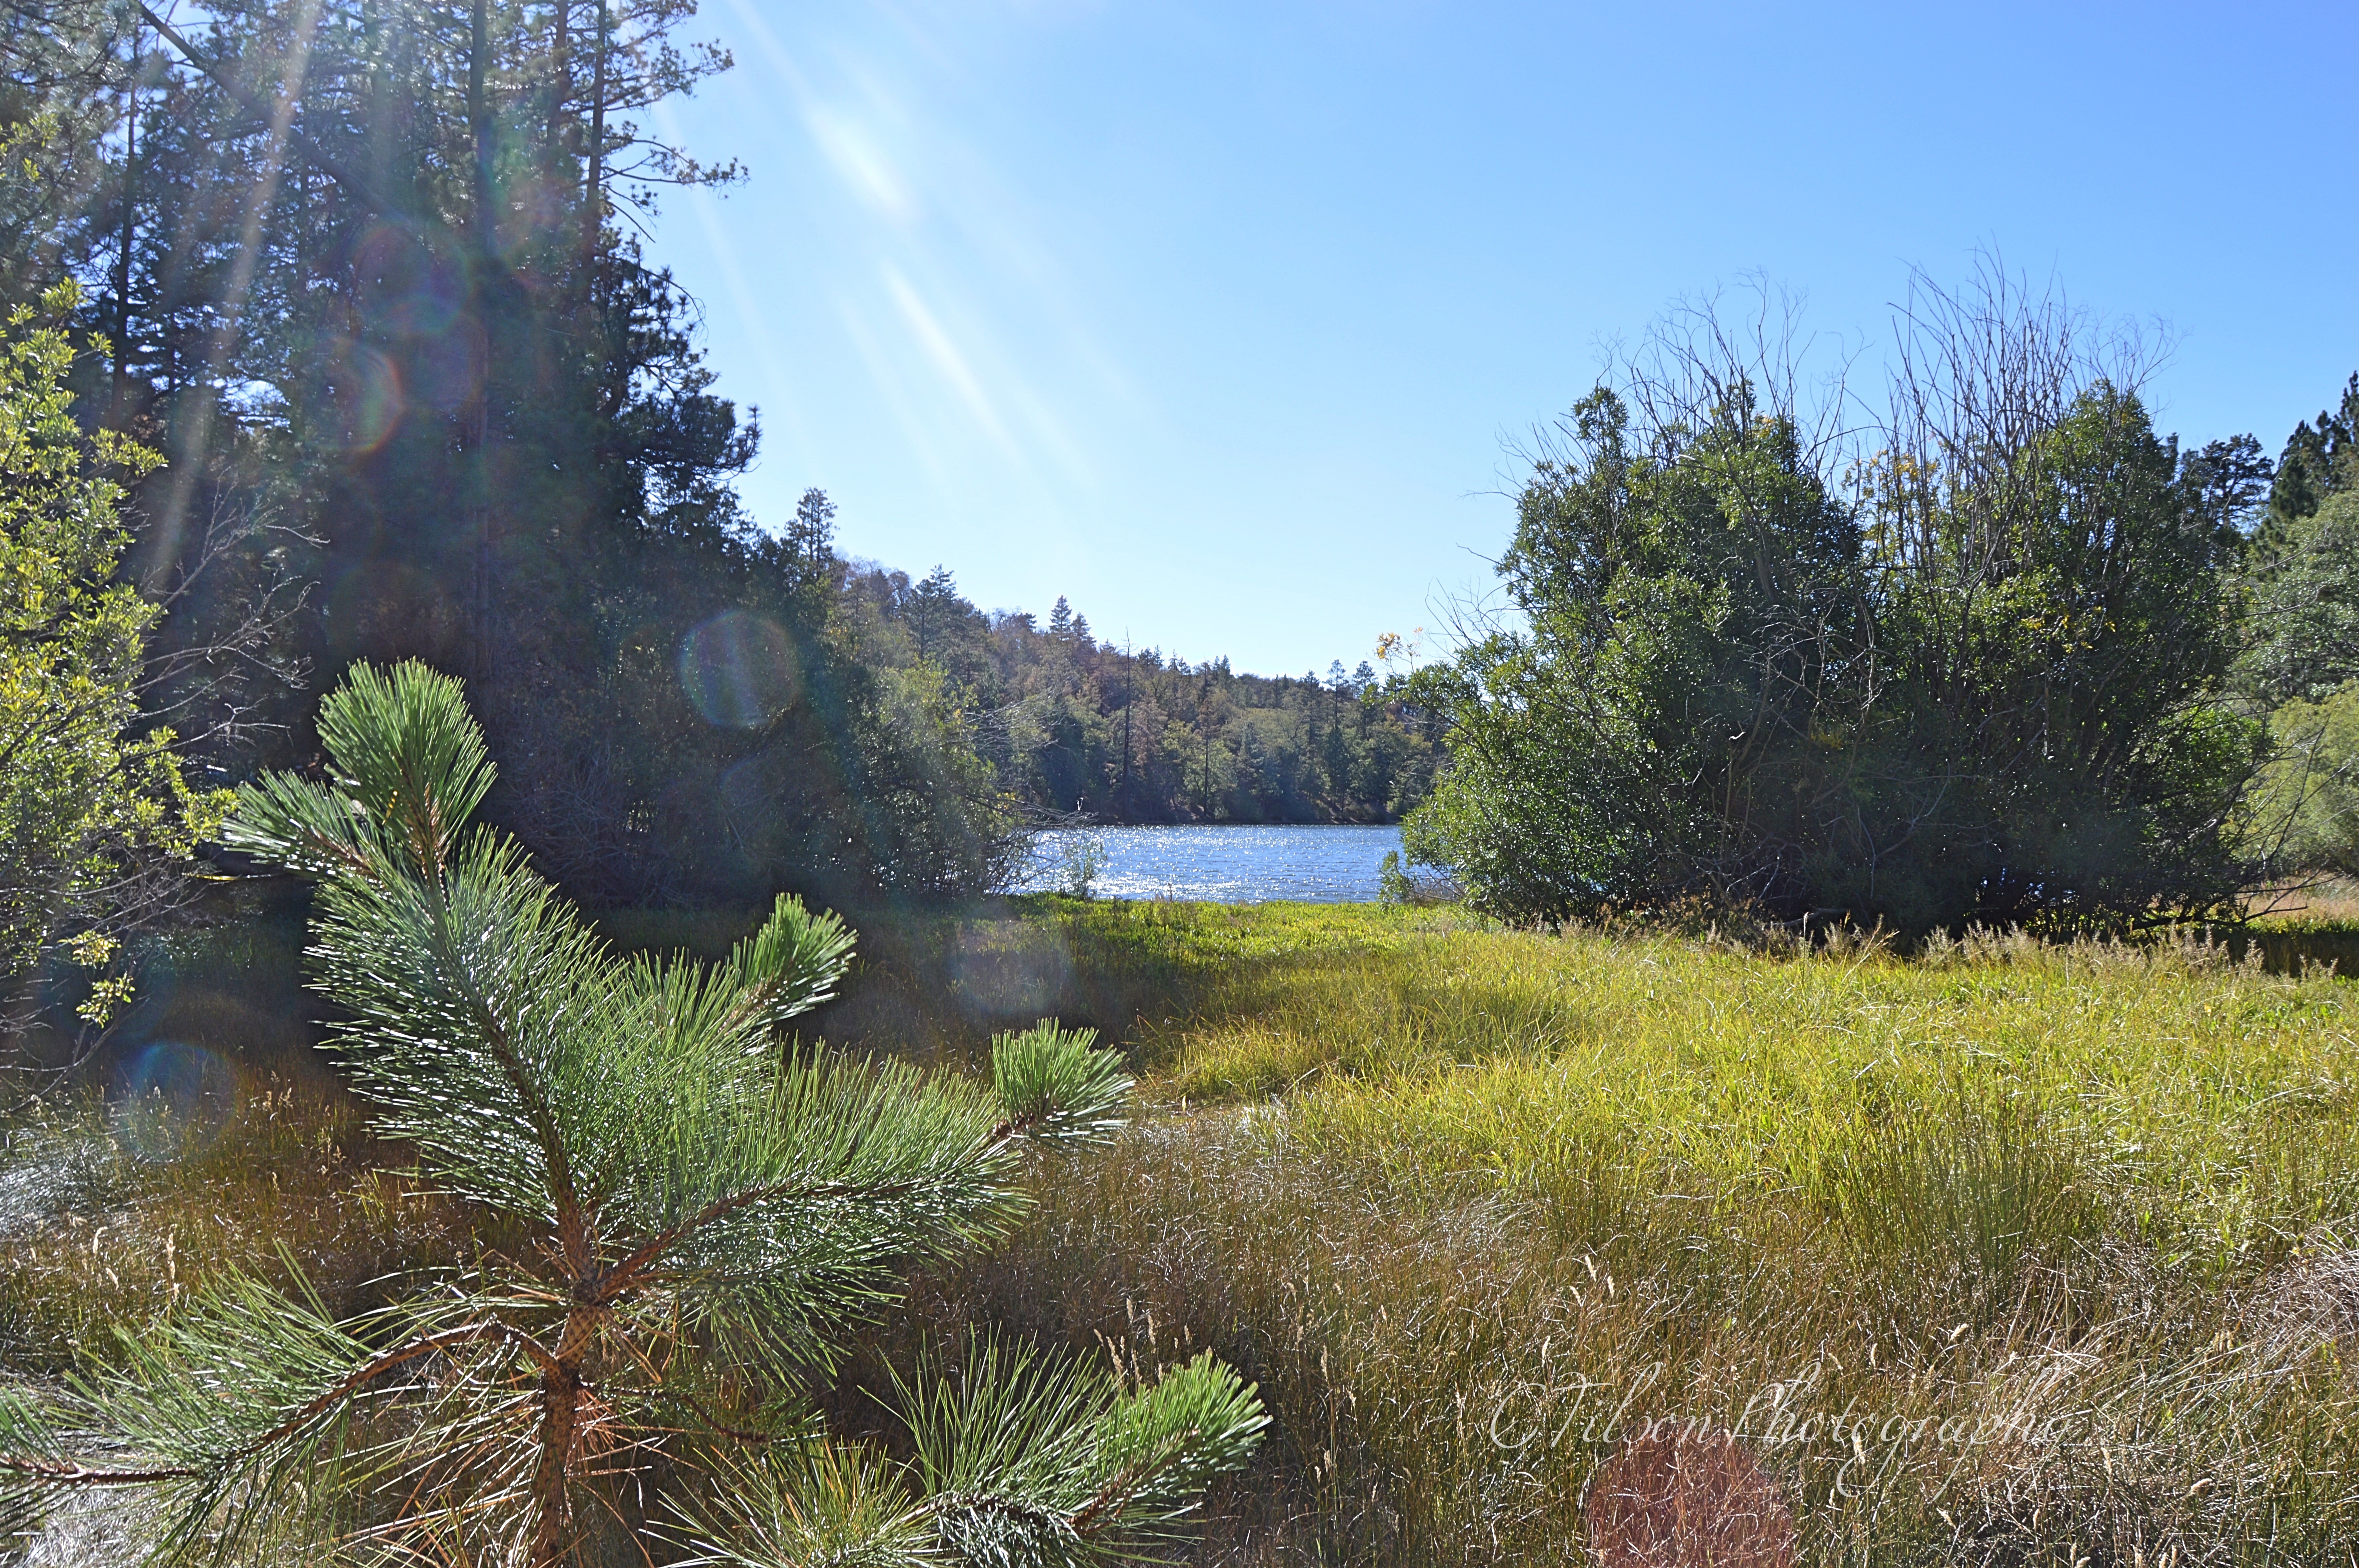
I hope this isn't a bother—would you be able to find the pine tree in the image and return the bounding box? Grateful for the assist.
[2266,374,2359,535]
[902,564,967,664]
[784,485,838,584]
[0,662,1263,1565]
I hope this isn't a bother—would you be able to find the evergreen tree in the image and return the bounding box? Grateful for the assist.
[2266,373,2359,534]
[901,564,966,664]
[783,485,838,586]
[0,662,1263,1563]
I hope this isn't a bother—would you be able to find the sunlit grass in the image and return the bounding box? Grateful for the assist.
[0,1071,464,1373]
[913,912,2359,1564]
[19,900,2359,1563]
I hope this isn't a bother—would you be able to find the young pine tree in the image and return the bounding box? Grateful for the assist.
[0,662,1262,1566]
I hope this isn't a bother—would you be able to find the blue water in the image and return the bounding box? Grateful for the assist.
[1011,825,1404,903]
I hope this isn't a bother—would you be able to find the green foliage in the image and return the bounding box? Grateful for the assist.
[2228,376,2359,878]
[897,1341,1267,1568]
[672,1442,943,1568]
[990,1020,1132,1149]
[849,566,1435,827]
[2261,372,2358,541]
[673,1343,1267,1568]
[2245,490,2359,707]
[1406,290,2261,935]
[2,663,1256,1564]
[0,281,229,1012]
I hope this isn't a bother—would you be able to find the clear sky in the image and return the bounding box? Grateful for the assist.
[646,0,2359,678]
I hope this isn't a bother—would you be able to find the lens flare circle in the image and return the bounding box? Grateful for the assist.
[679,611,800,729]
[108,1041,239,1163]
[354,223,464,338]
[329,339,405,455]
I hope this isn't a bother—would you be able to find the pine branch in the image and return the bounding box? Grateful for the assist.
[988,1022,1133,1148]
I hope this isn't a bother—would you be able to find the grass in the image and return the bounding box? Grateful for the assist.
[15,897,2359,1563]
[0,1072,466,1372]
[910,911,2359,1564]
[2249,876,2359,927]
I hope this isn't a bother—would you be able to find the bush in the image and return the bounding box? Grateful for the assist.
[1404,273,2263,936]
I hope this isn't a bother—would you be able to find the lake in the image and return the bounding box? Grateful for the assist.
[1010,824,1403,903]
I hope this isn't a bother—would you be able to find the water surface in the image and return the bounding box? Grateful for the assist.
[1012,824,1403,903]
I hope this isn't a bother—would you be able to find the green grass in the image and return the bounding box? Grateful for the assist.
[18,898,2359,1564]
[908,911,2359,1564]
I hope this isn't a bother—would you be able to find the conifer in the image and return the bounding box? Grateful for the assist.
[0,662,1262,1566]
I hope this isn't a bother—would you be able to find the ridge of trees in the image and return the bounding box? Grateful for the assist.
[845,569,1438,827]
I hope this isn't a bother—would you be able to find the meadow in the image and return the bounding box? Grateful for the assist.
[11,898,2359,1564]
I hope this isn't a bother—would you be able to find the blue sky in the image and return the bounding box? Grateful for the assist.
[648,0,2359,677]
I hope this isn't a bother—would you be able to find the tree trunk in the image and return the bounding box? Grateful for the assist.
[585,0,607,267]
[530,1356,582,1568]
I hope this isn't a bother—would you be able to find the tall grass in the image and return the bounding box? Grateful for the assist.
[903,914,2359,1564]
[16,898,2359,1563]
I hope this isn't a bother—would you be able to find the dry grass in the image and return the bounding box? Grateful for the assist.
[18,898,2359,1564]
[2247,877,2359,927]
[0,1070,466,1373]
[1586,1426,1797,1568]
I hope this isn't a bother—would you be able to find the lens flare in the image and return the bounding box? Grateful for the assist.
[679,611,800,728]
[495,172,572,265]
[949,922,1074,1024]
[355,223,465,338]
[329,339,404,454]
[407,321,486,415]
[109,1041,239,1163]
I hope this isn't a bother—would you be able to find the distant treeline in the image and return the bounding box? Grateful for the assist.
[840,565,1438,826]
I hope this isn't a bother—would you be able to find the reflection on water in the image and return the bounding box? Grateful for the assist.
[1011,825,1404,904]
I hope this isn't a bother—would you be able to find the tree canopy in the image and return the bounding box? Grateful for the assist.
[0,281,229,1022]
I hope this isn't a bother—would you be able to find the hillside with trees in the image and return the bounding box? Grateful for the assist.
[843,562,1437,826]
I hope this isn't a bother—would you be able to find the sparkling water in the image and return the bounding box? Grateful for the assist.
[1012,824,1404,903]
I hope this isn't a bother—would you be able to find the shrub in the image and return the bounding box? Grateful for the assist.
[1405,274,2262,936]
